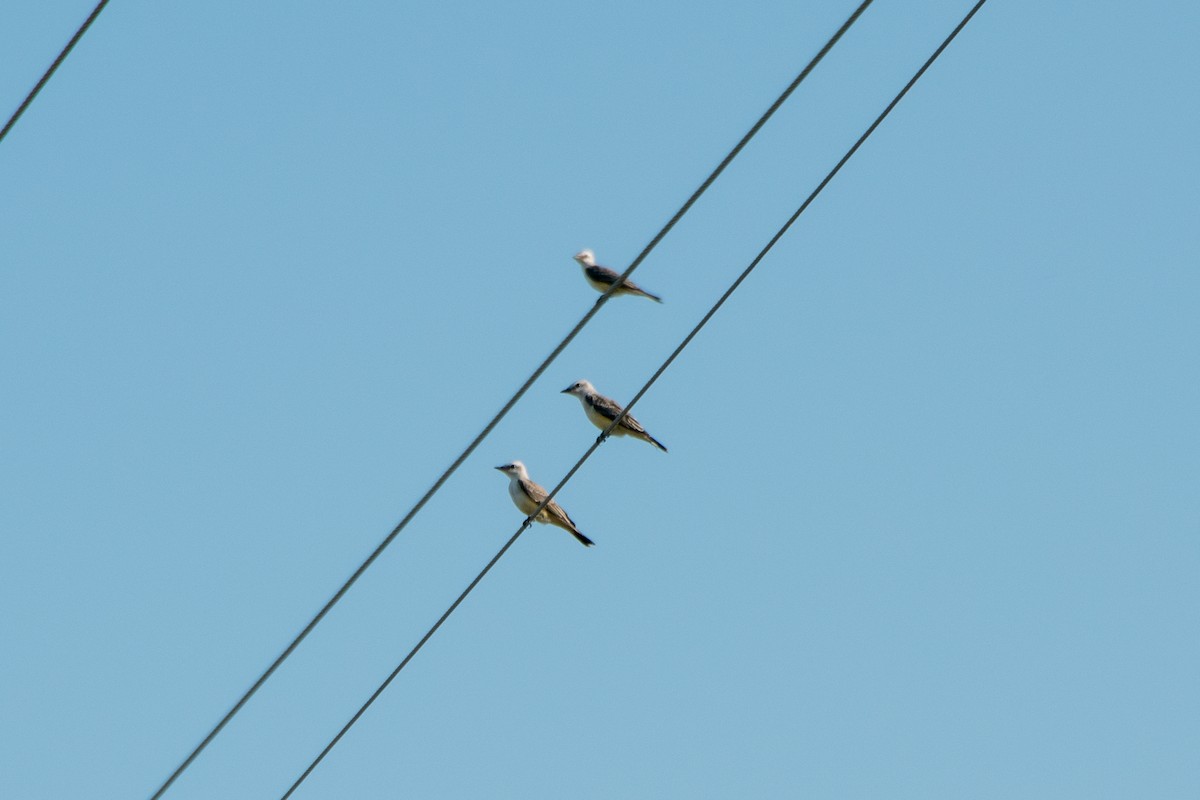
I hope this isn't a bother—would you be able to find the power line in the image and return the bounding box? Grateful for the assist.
[145,3,876,797]
[277,1,990,796]
[0,0,111,145]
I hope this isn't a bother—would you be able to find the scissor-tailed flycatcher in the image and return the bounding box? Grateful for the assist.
[573,249,663,303]
[562,379,668,452]
[495,461,594,547]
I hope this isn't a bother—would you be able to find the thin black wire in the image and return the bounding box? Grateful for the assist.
[278,2,989,796]
[0,0,111,145]
[146,4,875,798]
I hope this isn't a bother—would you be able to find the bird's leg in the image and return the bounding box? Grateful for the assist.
[595,432,609,445]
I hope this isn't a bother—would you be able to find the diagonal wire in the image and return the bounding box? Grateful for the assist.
[0,0,111,145]
[277,1,990,796]
[146,3,875,797]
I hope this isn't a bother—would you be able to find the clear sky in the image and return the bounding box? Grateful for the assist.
[2,1,1198,798]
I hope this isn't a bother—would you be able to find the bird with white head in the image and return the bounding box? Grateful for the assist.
[572,250,663,303]
[495,460,594,547]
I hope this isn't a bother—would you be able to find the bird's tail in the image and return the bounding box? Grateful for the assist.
[547,504,595,547]
[636,288,664,303]
[636,430,668,452]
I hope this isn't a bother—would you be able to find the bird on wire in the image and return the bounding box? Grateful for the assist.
[561,379,667,452]
[496,461,594,547]
[573,249,663,303]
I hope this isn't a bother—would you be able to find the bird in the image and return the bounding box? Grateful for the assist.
[572,249,663,303]
[561,379,668,452]
[495,461,594,547]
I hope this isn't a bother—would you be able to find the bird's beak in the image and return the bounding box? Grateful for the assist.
[494,465,506,472]
[560,386,573,394]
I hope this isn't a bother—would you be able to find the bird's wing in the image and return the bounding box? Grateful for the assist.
[522,478,581,530]
[592,393,647,434]
[585,265,620,287]
[587,393,622,421]
[518,477,549,508]
[545,498,579,531]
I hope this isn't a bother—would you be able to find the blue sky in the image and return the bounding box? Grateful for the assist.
[2,1,1198,798]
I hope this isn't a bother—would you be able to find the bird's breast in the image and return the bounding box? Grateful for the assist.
[583,402,613,431]
[508,480,538,514]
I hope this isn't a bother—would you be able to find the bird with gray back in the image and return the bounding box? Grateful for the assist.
[562,379,667,452]
[572,249,663,303]
[495,461,594,547]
